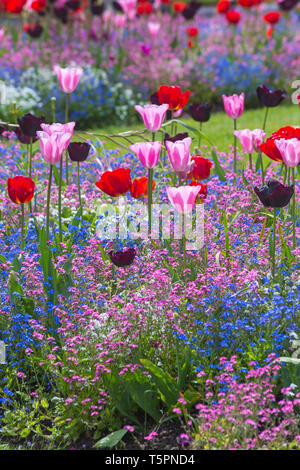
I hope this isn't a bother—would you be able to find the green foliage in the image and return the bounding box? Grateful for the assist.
[94,429,128,450]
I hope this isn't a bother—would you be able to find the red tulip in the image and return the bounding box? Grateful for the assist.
[217,0,230,14]
[188,155,212,181]
[95,168,131,197]
[173,2,187,13]
[130,176,155,199]
[186,27,198,37]
[226,9,241,24]
[263,11,281,25]
[137,2,152,14]
[189,181,207,203]
[157,85,190,111]
[1,0,26,13]
[7,176,35,204]
[260,126,300,162]
[238,0,254,8]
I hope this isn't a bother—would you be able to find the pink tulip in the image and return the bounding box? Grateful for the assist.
[165,137,192,174]
[173,108,183,118]
[53,65,83,94]
[118,0,137,19]
[275,138,300,168]
[147,22,161,36]
[40,122,75,149]
[134,104,169,132]
[37,131,71,165]
[233,129,255,153]
[251,129,266,150]
[0,29,4,41]
[130,142,162,168]
[222,92,245,119]
[114,14,127,28]
[167,186,200,215]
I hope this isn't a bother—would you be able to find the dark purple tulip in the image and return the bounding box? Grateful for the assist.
[164,132,189,144]
[65,0,80,10]
[17,113,45,139]
[68,142,91,162]
[182,2,202,20]
[254,180,294,208]
[112,1,123,13]
[14,126,38,144]
[0,126,5,135]
[256,85,287,108]
[150,92,160,105]
[278,0,298,11]
[24,24,43,38]
[109,247,136,267]
[91,0,105,15]
[189,103,212,122]
[54,7,68,23]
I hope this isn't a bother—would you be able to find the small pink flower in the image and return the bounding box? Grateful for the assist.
[123,425,134,432]
[130,141,162,168]
[275,138,300,168]
[144,431,158,441]
[167,185,200,214]
[134,103,169,132]
[222,92,245,119]
[54,65,83,94]
[166,137,192,174]
[147,22,161,36]
[172,407,182,414]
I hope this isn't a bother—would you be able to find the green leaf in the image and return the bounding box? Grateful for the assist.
[0,254,7,264]
[127,371,161,422]
[40,398,49,409]
[103,372,139,424]
[140,359,179,408]
[211,149,226,182]
[94,429,128,449]
[177,348,192,391]
[99,244,109,264]
[279,357,300,365]
[20,428,31,439]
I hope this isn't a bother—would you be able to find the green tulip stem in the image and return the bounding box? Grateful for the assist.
[29,137,33,179]
[77,162,82,217]
[58,156,63,242]
[259,152,264,185]
[46,164,53,240]
[233,118,237,173]
[147,167,153,236]
[262,107,269,132]
[21,203,25,251]
[183,213,186,269]
[65,93,70,185]
[198,122,202,149]
[248,153,253,170]
[283,163,287,186]
[272,208,276,280]
[292,167,296,249]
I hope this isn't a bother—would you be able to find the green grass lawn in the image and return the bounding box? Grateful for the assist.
[85,104,299,154]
